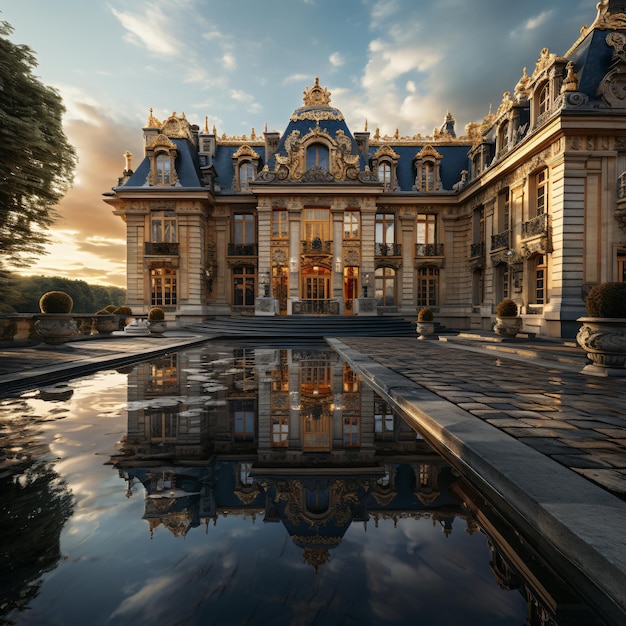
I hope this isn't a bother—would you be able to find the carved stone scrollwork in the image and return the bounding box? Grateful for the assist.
[615,205,626,232]
[597,32,626,108]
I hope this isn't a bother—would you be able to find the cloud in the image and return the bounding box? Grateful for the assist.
[511,10,555,37]
[222,52,237,71]
[329,52,345,67]
[111,5,184,58]
[230,89,254,103]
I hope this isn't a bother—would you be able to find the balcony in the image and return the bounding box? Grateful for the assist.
[375,243,402,257]
[470,242,485,258]
[415,243,444,257]
[144,242,179,256]
[522,213,549,239]
[228,243,258,256]
[491,230,509,251]
[301,239,332,255]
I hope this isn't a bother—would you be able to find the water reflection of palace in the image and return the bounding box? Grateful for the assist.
[112,345,599,626]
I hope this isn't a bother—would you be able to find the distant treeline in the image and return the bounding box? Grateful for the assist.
[1,274,127,314]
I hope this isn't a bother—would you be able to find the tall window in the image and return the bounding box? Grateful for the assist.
[498,189,510,233]
[375,267,395,306]
[343,417,360,447]
[151,210,177,242]
[497,264,510,302]
[532,255,547,304]
[417,214,436,245]
[307,143,329,169]
[343,210,360,240]
[498,121,509,153]
[376,213,395,244]
[417,267,439,307]
[421,161,435,191]
[378,162,391,190]
[538,82,551,116]
[472,270,484,306]
[304,208,330,242]
[233,266,256,306]
[155,154,171,185]
[374,398,394,442]
[234,213,255,245]
[535,170,548,216]
[232,399,255,441]
[272,209,288,240]
[239,162,255,191]
[148,410,177,441]
[271,415,289,447]
[151,267,177,306]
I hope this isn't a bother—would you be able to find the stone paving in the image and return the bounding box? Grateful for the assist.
[337,335,626,500]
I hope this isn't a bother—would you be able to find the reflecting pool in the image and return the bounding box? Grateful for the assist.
[0,342,602,625]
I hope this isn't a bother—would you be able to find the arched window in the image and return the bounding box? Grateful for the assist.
[156,154,171,185]
[307,143,329,169]
[375,267,396,306]
[239,161,255,191]
[499,121,509,153]
[538,82,551,117]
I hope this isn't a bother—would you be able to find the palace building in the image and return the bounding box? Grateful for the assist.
[104,0,626,338]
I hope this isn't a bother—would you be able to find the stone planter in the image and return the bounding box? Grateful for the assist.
[148,320,167,335]
[94,314,119,336]
[34,314,78,345]
[576,317,626,375]
[494,316,522,338]
[416,321,435,340]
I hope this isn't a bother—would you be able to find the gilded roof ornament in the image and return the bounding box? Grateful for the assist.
[146,107,161,128]
[415,145,443,160]
[203,116,209,133]
[514,67,531,101]
[373,145,400,160]
[232,144,260,159]
[303,77,331,107]
[561,61,580,93]
[533,48,556,78]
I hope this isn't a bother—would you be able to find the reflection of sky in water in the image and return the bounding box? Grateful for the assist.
[0,356,529,626]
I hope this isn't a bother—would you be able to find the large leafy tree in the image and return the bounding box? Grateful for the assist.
[0,21,76,270]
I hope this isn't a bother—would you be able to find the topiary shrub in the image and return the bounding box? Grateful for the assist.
[39,291,74,314]
[148,307,165,321]
[496,298,518,317]
[417,307,434,322]
[585,282,626,318]
[114,306,133,316]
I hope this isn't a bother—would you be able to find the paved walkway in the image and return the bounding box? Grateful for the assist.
[327,333,626,625]
[0,330,625,622]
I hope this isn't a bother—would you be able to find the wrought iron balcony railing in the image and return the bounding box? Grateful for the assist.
[228,243,258,256]
[375,243,402,256]
[470,242,485,258]
[144,242,179,256]
[491,230,510,250]
[522,213,549,239]
[301,239,332,255]
[415,243,444,257]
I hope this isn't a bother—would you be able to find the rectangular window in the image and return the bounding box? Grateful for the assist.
[234,214,255,245]
[151,267,177,306]
[271,209,288,240]
[271,415,289,447]
[417,267,439,307]
[416,214,436,245]
[343,210,360,240]
[151,210,177,242]
[343,417,360,447]
[535,170,548,216]
[148,410,177,441]
[534,255,546,304]
[375,213,395,244]
[304,208,330,241]
[233,266,256,306]
[232,399,255,441]
[497,189,510,233]
[374,399,394,441]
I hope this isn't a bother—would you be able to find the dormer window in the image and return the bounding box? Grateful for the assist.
[156,154,171,185]
[232,145,260,192]
[239,162,255,192]
[146,134,179,186]
[538,82,551,116]
[414,145,443,192]
[498,121,510,154]
[372,146,400,192]
[307,143,329,170]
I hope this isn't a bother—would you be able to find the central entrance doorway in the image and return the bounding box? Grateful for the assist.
[343,267,359,316]
[301,265,331,314]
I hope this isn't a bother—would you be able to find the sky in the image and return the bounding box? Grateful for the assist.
[3,0,598,288]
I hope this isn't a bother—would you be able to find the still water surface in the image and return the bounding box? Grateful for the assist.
[0,342,592,625]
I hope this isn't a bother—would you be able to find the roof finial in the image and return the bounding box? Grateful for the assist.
[364,118,368,131]
[204,116,209,133]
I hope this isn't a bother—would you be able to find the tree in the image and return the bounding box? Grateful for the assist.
[0,21,77,270]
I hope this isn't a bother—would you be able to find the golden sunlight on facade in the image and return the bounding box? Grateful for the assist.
[104,1,626,338]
